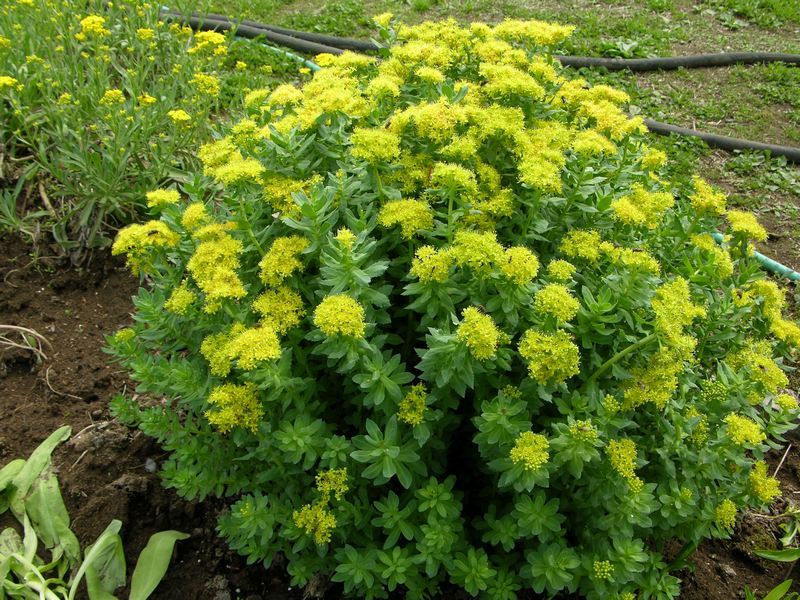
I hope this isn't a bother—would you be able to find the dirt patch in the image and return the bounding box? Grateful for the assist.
[2,234,800,599]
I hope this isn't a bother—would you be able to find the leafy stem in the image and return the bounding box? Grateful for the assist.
[586,333,658,384]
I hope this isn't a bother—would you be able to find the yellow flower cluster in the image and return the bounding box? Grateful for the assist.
[611,184,674,229]
[606,439,643,491]
[252,286,305,334]
[167,109,191,124]
[205,382,262,433]
[410,245,454,283]
[431,162,479,197]
[727,210,767,242]
[499,247,540,286]
[492,18,575,46]
[0,76,22,91]
[293,502,337,544]
[397,383,427,426]
[560,229,602,263]
[714,499,737,530]
[546,259,576,281]
[623,349,681,411]
[188,30,226,55]
[313,295,366,338]
[450,230,505,274]
[509,431,550,471]
[689,176,726,216]
[569,420,599,443]
[316,468,349,502]
[724,413,765,446]
[77,15,109,39]
[99,89,125,106]
[378,199,433,239]
[181,203,209,230]
[350,127,401,163]
[186,230,247,313]
[200,323,281,375]
[775,393,798,412]
[737,280,800,348]
[641,148,667,170]
[146,188,180,208]
[164,281,195,315]
[651,277,706,355]
[749,461,780,504]
[599,243,661,275]
[691,233,734,279]
[571,130,616,157]
[456,307,501,360]
[111,220,179,274]
[534,283,580,322]
[518,329,580,384]
[191,72,221,97]
[592,560,614,581]
[684,406,709,445]
[259,236,309,286]
[728,340,788,400]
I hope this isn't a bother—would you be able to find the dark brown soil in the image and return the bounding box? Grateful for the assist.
[1,234,799,600]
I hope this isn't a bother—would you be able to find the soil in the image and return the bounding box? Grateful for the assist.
[1,234,800,600]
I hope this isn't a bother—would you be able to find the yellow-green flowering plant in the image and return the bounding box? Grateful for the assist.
[0,0,280,254]
[107,14,800,600]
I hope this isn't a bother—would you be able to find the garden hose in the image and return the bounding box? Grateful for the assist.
[555,52,800,70]
[167,9,800,280]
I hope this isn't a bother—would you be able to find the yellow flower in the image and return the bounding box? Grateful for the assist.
[611,183,674,229]
[146,188,180,208]
[451,230,504,275]
[509,431,550,471]
[293,502,337,544]
[335,228,357,249]
[534,283,580,322]
[164,281,195,315]
[546,260,576,281]
[724,413,765,447]
[560,229,602,262]
[378,199,433,239]
[350,127,401,163]
[191,72,221,97]
[313,295,366,338]
[252,286,305,334]
[492,19,575,46]
[499,247,539,285]
[212,157,264,185]
[136,28,155,41]
[244,88,270,109]
[410,245,453,283]
[607,438,637,480]
[456,307,501,360]
[188,30,226,55]
[259,236,309,286]
[373,12,394,28]
[689,176,726,216]
[518,329,580,384]
[416,66,445,84]
[78,15,109,38]
[112,221,179,274]
[727,210,767,241]
[224,326,282,369]
[0,76,22,91]
[167,109,191,125]
[316,468,349,502]
[749,461,780,504]
[181,202,210,231]
[186,232,247,312]
[431,162,479,197]
[398,384,427,426]
[99,89,125,106]
[775,393,799,412]
[691,234,733,279]
[641,148,667,170]
[571,130,617,156]
[205,382,262,433]
[137,93,156,106]
[593,561,614,581]
[715,499,737,530]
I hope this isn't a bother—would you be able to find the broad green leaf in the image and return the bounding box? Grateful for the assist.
[85,564,120,600]
[10,426,71,521]
[0,528,23,560]
[68,520,124,600]
[754,548,800,562]
[25,473,81,566]
[129,530,189,600]
[763,579,794,600]
[0,459,25,514]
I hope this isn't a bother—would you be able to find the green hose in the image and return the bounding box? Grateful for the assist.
[711,232,800,281]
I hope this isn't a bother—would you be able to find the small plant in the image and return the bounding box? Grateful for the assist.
[0,426,188,599]
[108,14,800,599]
[745,580,798,600]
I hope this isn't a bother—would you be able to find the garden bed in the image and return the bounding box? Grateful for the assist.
[0,235,798,599]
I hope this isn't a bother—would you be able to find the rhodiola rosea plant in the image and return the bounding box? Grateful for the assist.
[108,14,800,599]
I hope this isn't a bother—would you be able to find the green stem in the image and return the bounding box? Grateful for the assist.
[238,198,263,254]
[447,191,455,243]
[587,333,658,383]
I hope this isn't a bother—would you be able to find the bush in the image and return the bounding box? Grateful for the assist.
[0,0,280,255]
[108,15,800,599]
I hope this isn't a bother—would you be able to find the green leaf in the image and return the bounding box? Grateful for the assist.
[25,472,81,566]
[763,579,794,600]
[754,548,800,562]
[68,520,124,600]
[0,459,25,513]
[129,530,190,600]
[10,426,72,521]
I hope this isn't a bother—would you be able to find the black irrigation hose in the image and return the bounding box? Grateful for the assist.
[164,13,345,56]
[555,52,800,70]
[643,119,800,163]
[190,10,378,52]
[169,10,800,163]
